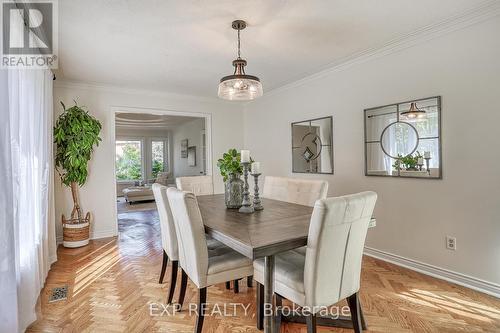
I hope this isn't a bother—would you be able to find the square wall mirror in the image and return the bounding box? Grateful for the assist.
[292,116,333,174]
[364,96,442,179]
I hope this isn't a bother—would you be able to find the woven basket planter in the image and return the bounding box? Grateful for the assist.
[62,212,90,248]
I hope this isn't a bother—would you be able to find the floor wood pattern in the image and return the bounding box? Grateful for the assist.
[27,209,500,332]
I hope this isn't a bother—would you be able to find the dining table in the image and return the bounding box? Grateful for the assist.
[197,193,376,333]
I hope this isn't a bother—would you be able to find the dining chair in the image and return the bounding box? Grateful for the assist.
[167,187,254,333]
[152,183,180,304]
[253,191,378,333]
[262,176,328,207]
[152,183,233,304]
[175,175,246,293]
[176,175,214,196]
[262,176,328,257]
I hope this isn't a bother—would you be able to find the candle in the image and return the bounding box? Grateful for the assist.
[424,151,431,159]
[418,157,423,165]
[251,162,260,174]
[241,150,250,163]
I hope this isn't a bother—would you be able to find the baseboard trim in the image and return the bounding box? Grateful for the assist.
[364,246,500,299]
[91,228,118,240]
[56,228,117,245]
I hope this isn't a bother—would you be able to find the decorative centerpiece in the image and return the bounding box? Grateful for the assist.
[239,150,254,214]
[217,149,244,209]
[251,162,263,211]
[54,102,102,248]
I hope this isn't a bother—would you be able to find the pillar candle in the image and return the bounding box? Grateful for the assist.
[424,151,431,159]
[241,150,250,163]
[251,162,260,174]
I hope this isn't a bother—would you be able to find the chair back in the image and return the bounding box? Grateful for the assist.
[262,176,328,207]
[304,191,377,307]
[176,176,214,196]
[152,184,178,260]
[167,187,209,288]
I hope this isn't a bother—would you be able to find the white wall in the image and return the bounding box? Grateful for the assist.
[171,118,205,179]
[243,17,500,285]
[53,83,243,241]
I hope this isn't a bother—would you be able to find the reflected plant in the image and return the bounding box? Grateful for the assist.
[393,151,423,170]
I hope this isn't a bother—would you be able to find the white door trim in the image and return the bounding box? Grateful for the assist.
[109,105,213,235]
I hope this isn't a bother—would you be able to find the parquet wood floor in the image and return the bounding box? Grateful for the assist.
[27,209,500,333]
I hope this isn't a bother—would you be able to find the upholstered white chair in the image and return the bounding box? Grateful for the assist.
[254,191,378,333]
[176,175,214,196]
[153,184,232,304]
[262,176,328,207]
[262,176,328,258]
[167,187,254,333]
[152,183,180,303]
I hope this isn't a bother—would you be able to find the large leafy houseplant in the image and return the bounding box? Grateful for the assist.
[54,102,102,223]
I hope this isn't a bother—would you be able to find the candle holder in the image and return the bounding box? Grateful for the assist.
[251,173,263,211]
[239,162,254,214]
[424,157,431,176]
[417,162,424,171]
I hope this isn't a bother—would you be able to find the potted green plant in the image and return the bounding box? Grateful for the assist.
[393,151,423,171]
[217,149,245,209]
[54,101,102,248]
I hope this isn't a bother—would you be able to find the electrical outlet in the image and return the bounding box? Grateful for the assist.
[446,236,457,250]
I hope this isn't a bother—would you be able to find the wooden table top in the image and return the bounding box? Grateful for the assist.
[198,194,313,259]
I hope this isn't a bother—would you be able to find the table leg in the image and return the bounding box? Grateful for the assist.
[264,255,275,333]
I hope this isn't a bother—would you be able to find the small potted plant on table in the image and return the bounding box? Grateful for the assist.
[217,149,246,209]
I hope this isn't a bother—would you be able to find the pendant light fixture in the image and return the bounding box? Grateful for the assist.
[218,20,263,101]
[401,102,427,120]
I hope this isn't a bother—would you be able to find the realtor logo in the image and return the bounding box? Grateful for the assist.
[1,0,58,68]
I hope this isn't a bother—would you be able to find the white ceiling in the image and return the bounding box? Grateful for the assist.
[115,113,198,130]
[57,0,492,98]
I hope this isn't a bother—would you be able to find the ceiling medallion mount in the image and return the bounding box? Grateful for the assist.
[218,20,263,101]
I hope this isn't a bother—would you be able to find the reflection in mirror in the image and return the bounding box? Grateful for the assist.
[292,116,333,174]
[364,96,441,179]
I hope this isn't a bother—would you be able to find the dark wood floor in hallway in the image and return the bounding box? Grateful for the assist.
[27,209,500,332]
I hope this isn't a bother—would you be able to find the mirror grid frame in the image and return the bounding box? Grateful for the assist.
[291,115,334,175]
[363,96,442,179]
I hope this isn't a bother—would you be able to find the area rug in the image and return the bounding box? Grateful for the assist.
[116,196,157,214]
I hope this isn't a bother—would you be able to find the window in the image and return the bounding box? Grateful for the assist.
[151,140,167,178]
[115,140,142,181]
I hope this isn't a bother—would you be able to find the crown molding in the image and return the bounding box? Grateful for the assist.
[54,79,222,104]
[250,0,500,102]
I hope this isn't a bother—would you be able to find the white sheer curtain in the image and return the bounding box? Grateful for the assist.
[0,69,57,333]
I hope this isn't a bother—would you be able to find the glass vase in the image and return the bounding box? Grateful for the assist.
[225,173,243,209]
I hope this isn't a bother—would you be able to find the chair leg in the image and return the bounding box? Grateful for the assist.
[195,287,207,333]
[275,294,283,331]
[234,279,239,293]
[347,292,363,333]
[177,269,188,310]
[159,250,168,284]
[166,260,178,304]
[225,281,231,290]
[256,282,264,330]
[247,275,253,288]
[306,312,316,333]
[359,302,367,330]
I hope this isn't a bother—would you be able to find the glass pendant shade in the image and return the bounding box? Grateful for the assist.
[218,20,263,101]
[218,76,263,101]
[401,102,426,121]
